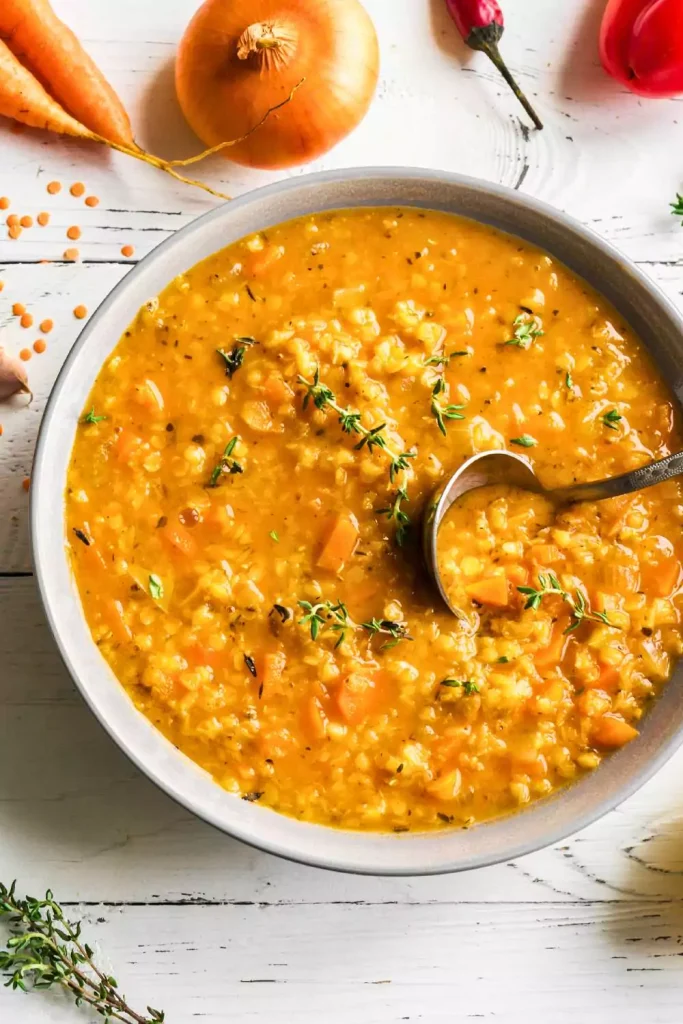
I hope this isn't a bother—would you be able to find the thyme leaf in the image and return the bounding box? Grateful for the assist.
[377,486,411,546]
[671,192,683,223]
[504,312,544,349]
[208,435,243,487]
[602,408,622,430]
[510,434,537,447]
[81,408,106,424]
[148,574,163,600]
[440,679,480,694]
[216,336,256,378]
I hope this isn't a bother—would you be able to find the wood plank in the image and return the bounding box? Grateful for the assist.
[2,576,683,906]
[3,901,683,1023]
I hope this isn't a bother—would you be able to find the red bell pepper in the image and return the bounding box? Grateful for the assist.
[600,0,683,97]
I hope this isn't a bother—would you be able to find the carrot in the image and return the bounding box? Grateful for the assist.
[534,618,571,671]
[317,512,360,573]
[0,38,85,135]
[260,650,287,689]
[305,696,328,740]
[592,714,639,748]
[161,522,197,557]
[335,672,376,724]
[584,665,621,693]
[641,557,680,598]
[505,564,528,586]
[465,575,509,607]
[529,544,563,564]
[114,429,138,463]
[102,598,132,645]
[0,0,133,145]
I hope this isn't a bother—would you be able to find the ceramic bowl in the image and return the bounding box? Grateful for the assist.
[31,168,683,875]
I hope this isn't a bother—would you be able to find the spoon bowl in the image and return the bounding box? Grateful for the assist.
[423,448,683,619]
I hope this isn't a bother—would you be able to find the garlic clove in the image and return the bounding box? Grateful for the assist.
[0,347,31,401]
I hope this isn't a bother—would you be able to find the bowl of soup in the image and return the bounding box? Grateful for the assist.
[31,168,683,874]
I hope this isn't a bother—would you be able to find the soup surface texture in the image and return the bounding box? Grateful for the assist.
[66,208,683,832]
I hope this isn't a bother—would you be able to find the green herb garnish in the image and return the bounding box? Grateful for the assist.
[602,408,622,431]
[0,882,165,1023]
[423,350,470,366]
[440,679,480,694]
[510,434,537,447]
[208,435,243,487]
[671,193,683,223]
[360,617,414,649]
[82,408,106,424]
[565,372,574,389]
[216,336,256,378]
[497,656,510,664]
[430,376,466,436]
[504,312,544,349]
[269,530,279,542]
[298,601,411,649]
[297,368,416,536]
[148,574,163,600]
[518,571,614,633]
[378,486,412,547]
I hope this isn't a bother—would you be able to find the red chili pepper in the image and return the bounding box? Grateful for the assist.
[444,0,543,130]
[600,0,683,97]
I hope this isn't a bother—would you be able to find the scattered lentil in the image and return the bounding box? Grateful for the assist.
[70,182,85,198]
[33,339,47,354]
[20,313,34,329]
[12,303,25,316]
[8,225,22,240]
[63,248,80,261]
[121,245,135,258]
[39,319,54,334]
[19,348,31,362]
[20,215,33,228]
[85,196,100,208]
[73,305,88,319]
[6,214,19,227]
[66,226,82,241]
[37,212,50,227]
[47,181,62,195]
[22,477,30,491]
[0,197,9,210]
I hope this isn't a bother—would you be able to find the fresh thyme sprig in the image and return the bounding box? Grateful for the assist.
[216,336,256,378]
[671,193,683,224]
[297,600,412,649]
[361,617,414,649]
[297,368,415,482]
[0,882,164,1023]
[518,571,614,634]
[423,350,470,366]
[297,369,416,540]
[208,435,243,487]
[377,486,411,547]
[504,312,544,349]
[430,376,466,436]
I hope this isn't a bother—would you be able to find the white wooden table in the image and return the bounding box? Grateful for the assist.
[3,2,683,1020]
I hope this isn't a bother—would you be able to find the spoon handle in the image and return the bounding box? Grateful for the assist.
[552,451,683,504]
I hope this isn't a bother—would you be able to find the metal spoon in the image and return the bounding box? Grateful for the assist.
[423,448,683,621]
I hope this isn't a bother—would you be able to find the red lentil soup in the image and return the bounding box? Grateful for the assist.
[65,208,683,832]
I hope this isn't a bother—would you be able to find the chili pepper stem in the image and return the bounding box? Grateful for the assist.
[477,40,543,130]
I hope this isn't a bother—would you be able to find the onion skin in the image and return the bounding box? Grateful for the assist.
[0,347,30,401]
[175,0,380,170]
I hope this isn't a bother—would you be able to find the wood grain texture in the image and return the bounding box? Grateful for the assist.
[2,1,683,1020]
